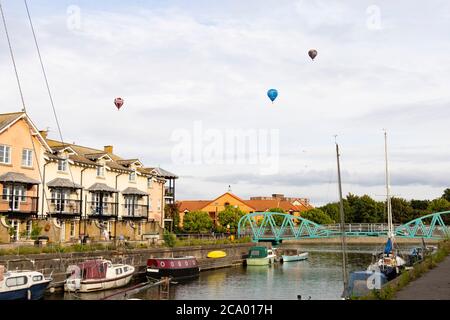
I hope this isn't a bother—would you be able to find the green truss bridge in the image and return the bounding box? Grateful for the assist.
[237,211,450,243]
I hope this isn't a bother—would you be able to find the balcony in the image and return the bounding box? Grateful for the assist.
[164,187,174,198]
[121,204,148,220]
[86,201,118,219]
[47,199,82,219]
[0,195,39,218]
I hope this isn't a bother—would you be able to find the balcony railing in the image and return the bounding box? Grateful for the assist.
[121,204,148,219]
[0,196,39,215]
[164,187,174,198]
[48,199,82,216]
[86,201,118,218]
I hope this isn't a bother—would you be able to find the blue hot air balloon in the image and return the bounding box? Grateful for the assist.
[267,89,278,103]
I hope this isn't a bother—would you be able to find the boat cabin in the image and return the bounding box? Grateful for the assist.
[248,246,268,258]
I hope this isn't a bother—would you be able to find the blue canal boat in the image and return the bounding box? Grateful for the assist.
[0,266,52,300]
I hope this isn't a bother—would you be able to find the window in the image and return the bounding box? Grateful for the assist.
[58,159,68,172]
[70,221,75,238]
[157,199,161,211]
[0,145,11,164]
[26,221,32,238]
[147,178,153,188]
[124,267,128,272]
[10,220,19,241]
[22,149,33,167]
[6,276,27,287]
[116,268,123,275]
[129,170,136,182]
[96,165,105,177]
[138,222,143,235]
[32,275,43,282]
[148,199,152,211]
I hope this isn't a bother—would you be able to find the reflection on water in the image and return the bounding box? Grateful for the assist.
[47,244,417,300]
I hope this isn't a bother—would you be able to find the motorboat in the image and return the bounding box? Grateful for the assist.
[146,256,199,280]
[0,265,52,300]
[281,249,309,262]
[64,259,135,292]
[246,246,276,266]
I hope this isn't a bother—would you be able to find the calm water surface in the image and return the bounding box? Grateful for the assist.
[50,244,416,300]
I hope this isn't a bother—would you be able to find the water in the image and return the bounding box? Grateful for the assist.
[48,243,417,300]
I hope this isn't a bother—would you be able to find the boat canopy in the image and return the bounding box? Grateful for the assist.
[248,246,268,258]
[384,238,393,254]
[78,260,108,279]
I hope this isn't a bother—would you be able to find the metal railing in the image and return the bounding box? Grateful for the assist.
[0,196,39,214]
[48,199,82,215]
[86,201,118,217]
[121,204,148,218]
[322,223,401,233]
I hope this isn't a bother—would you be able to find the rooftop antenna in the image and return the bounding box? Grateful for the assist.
[228,185,232,192]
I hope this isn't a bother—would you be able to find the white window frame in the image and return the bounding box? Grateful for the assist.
[26,220,33,239]
[148,199,152,211]
[147,178,153,189]
[58,159,68,172]
[22,149,33,167]
[70,221,76,238]
[129,170,136,182]
[0,145,11,164]
[10,219,19,241]
[96,165,105,177]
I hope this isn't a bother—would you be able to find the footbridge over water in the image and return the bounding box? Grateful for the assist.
[237,211,450,243]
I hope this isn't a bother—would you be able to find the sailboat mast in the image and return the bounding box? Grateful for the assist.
[384,130,394,239]
[336,142,348,295]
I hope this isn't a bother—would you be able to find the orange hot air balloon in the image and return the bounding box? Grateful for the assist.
[114,97,124,110]
[308,49,318,60]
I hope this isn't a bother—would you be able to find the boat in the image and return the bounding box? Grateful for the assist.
[0,265,52,300]
[146,256,199,280]
[281,249,308,262]
[207,251,227,259]
[246,246,276,266]
[64,259,135,293]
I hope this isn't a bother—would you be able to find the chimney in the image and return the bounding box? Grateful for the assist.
[104,145,113,154]
[39,130,48,139]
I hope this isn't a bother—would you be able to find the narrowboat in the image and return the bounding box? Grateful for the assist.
[246,246,276,266]
[146,256,199,280]
[0,265,52,300]
[64,259,135,292]
[281,249,309,262]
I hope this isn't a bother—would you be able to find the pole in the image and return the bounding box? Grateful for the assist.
[336,142,348,298]
[384,130,393,239]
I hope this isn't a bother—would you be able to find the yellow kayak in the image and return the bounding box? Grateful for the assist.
[207,251,227,259]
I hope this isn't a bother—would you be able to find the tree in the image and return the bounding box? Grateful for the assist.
[428,198,450,213]
[268,208,285,226]
[301,208,334,225]
[442,188,450,202]
[346,194,384,223]
[182,210,213,233]
[164,203,181,233]
[218,206,246,233]
[390,197,414,224]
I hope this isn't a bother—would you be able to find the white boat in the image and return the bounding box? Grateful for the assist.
[246,247,276,266]
[281,250,308,262]
[0,265,52,300]
[65,259,135,293]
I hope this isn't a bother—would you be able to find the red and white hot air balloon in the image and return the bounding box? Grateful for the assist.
[114,97,124,110]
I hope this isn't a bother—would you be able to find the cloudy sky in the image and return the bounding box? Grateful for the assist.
[1,0,449,205]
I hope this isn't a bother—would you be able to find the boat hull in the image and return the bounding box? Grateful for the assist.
[0,280,50,300]
[146,266,199,280]
[282,253,308,262]
[246,257,274,266]
[65,274,133,293]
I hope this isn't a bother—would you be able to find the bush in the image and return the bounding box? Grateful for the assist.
[163,231,177,247]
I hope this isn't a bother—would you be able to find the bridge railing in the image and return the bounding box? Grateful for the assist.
[322,223,401,233]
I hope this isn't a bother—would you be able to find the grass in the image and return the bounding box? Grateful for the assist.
[358,239,450,300]
[0,236,253,256]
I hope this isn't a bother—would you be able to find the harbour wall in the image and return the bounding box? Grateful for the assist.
[0,243,262,288]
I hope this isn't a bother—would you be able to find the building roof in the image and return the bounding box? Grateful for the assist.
[146,167,178,179]
[0,172,40,184]
[86,183,118,193]
[244,199,303,212]
[0,112,24,132]
[47,178,82,189]
[122,187,147,196]
[177,200,211,212]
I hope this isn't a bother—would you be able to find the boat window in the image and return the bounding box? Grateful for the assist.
[116,268,123,275]
[124,267,128,272]
[32,275,43,282]
[6,276,27,287]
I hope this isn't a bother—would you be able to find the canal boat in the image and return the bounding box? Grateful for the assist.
[64,259,135,293]
[207,251,227,259]
[0,265,52,300]
[246,247,276,266]
[146,256,199,280]
[281,249,308,262]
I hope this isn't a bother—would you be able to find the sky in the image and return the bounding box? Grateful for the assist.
[1,0,449,205]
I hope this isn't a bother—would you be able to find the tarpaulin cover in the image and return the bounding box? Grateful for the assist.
[79,260,108,280]
[384,238,393,254]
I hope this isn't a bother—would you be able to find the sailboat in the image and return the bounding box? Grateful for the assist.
[366,130,406,280]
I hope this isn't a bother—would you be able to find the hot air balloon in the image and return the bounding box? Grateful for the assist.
[308,49,318,60]
[267,89,278,103]
[114,97,124,110]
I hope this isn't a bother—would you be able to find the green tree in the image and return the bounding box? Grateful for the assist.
[391,197,414,224]
[218,206,246,233]
[442,188,450,202]
[268,208,285,226]
[182,210,213,233]
[301,208,334,225]
[428,198,450,213]
[346,194,384,223]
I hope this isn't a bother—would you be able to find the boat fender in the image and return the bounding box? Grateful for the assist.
[27,289,32,300]
[160,261,165,267]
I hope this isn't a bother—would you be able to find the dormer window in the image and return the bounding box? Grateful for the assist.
[58,159,68,172]
[97,165,105,177]
[129,170,136,182]
[148,178,153,188]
